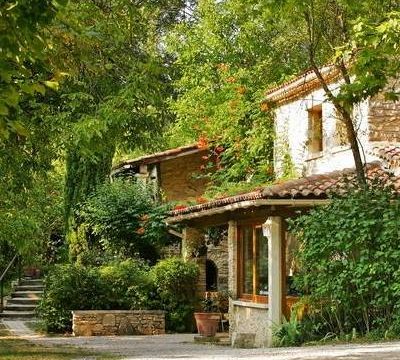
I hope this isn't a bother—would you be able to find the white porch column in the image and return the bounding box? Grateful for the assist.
[267,216,283,346]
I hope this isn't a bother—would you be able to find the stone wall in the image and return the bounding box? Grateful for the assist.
[72,310,165,336]
[369,92,400,142]
[207,234,228,291]
[230,301,269,348]
[159,150,209,202]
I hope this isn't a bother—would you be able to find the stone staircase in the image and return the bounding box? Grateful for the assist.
[0,278,43,319]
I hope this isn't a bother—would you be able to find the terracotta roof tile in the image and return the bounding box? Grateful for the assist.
[169,162,400,217]
[369,143,400,168]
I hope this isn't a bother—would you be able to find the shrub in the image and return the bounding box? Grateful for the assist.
[37,264,108,333]
[289,184,400,340]
[79,180,171,263]
[99,259,154,309]
[39,257,200,333]
[151,257,199,332]
[38,260,153,332]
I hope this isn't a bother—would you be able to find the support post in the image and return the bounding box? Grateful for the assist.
[227,220,238,299]
[267,216,283,346]
[182,227,206,301]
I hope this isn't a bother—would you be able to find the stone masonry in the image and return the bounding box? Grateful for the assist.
[207,233,229,291]
[159,150,209,202]
[369,91,400,142]
[72,310,165,336]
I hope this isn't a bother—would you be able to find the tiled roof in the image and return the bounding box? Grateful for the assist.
[263,65,340,107]
[369,143,400,169]
[112,144,204,171]
[169,162,400,217]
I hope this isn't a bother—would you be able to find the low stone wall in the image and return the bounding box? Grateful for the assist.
[72,310,165,336]
[229,301,269,348]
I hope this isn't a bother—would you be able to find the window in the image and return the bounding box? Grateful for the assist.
[308,105,323,154]
[238,225,268,303]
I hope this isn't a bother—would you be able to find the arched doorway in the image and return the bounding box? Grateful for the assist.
[206,259,218,291]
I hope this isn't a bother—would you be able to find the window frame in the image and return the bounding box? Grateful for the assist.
[237,224,268,304]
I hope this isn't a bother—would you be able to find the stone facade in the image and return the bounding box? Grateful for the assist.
[160,150,209,202]
[72,310,165,336]
[206,234,229,291]
[369,91,400,142]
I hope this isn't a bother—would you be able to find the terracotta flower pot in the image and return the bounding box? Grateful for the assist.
[194,312,220,337]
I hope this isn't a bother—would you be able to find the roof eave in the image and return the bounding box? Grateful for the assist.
[166,198,330,224]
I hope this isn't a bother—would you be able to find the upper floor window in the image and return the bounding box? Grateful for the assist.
[238,224,268,303]
[308,105,323,154]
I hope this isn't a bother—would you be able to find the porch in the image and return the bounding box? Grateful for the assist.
[166,163,389,347]
[168,199,327,347]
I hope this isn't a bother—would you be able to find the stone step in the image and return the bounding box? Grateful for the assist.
[14,285,44,292]
[0,311,35,319]
[4,304,37,312]
[11,291,42,299]
[7,297,40,305]
[19,279,43,286]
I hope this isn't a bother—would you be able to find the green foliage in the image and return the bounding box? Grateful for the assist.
[0,0,64,138]
[38,263,108,333]
[38,259,153,333]
[151,257,199,332]
[38,258,199,333]
[167,0,308,188]
[78,180,171,263]
[0,168,64,262]
[338,11,400,103]
[289,184,400,339]
[273,311,303,347]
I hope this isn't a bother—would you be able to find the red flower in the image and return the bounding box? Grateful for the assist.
[135,227,145,235]
[215,146,224,154]
[196,197,208,204]
[174,204,187,210]
[197,135,208,149]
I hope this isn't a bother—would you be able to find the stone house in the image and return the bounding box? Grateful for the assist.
[166,66,400,348]
[112,144,229,291]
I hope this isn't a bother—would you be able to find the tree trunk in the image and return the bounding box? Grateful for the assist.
[310,66,367,185]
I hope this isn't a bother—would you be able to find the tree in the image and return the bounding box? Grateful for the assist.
[45,0,189,253]
[0,0,66,139]
[167,0,309,191]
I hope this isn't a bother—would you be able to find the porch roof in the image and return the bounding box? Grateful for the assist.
[167,162,400,223]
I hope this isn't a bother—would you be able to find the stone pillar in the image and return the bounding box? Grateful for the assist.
[194,256,206,301]
[267,216,283,346]
[182,227,206,301]
[227,220,238,298]
[182,227,204,261]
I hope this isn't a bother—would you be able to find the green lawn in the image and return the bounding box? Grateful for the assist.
[0,325,116,360]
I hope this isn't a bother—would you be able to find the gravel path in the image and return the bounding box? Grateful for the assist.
[3,320,400,359]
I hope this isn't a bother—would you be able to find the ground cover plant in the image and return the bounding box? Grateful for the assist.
[275,184,400,346]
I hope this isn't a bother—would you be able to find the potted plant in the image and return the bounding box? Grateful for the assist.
[194,295,221,337]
